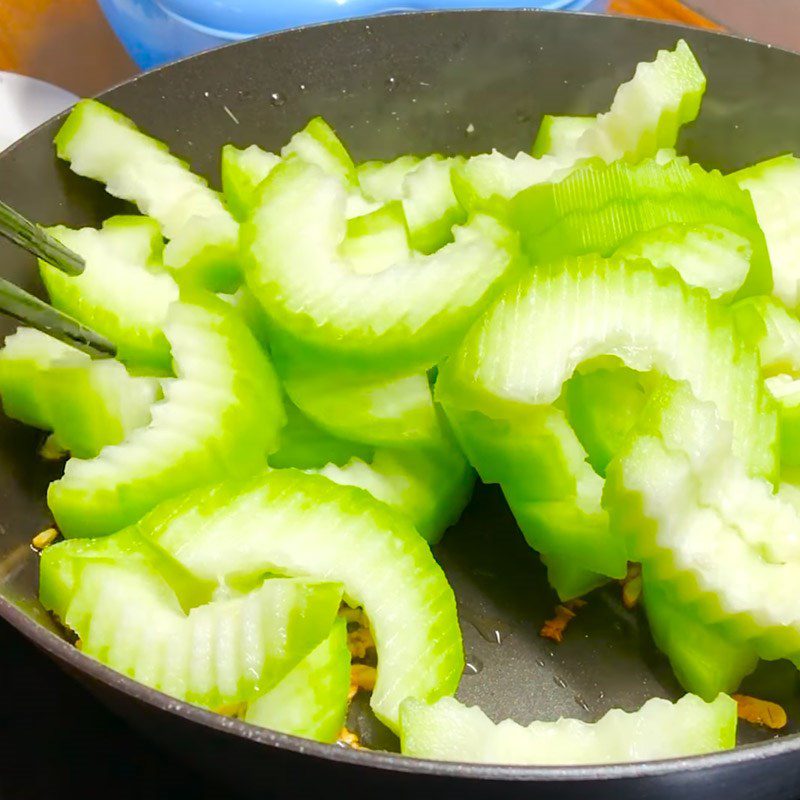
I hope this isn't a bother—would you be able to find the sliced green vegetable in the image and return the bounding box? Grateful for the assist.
[41,216,177,373]
[273,347,446,450]
[531,115,594,158]
[317,442,475,545]
[733,296,800,468]
[615,223,754,302]
[512,158,773,301]
[144,469,464,732]
[55,100,239,291]
[268,400,373,471]
[606,379,800,659]
[39,526,210,614]
[643,573,759,700]
[438,257,777,594]
[357,155,421,202]
[564,364,653,476]
[48,291,285,538]
[400,693,736,764]
[281,116,356,185]
[245,616,350,742]
[221,144,281,222]
[0,328,159,459]
[733,154,800,309]
[456,39,705,210]
[46,557,342,709]
[242,158,520,372]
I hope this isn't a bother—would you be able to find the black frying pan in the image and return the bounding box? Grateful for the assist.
[2,10,800,799]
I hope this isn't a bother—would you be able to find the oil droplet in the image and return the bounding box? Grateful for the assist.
[465,123,475,135]
[553,675,567,689]
[461,608,511,645]
[385,76,398,92]
[464,658,484,675]
[299,83,307,91]
[270,92,286,107]
[574,694,590,712]
[535,658,546,668]
[598,690,606,700]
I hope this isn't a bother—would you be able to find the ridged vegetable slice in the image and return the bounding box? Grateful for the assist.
[39,524,210,614]
[55,100,239,291]
[221,144,280,222]
[45,556,342,709]
[512,158,773,300]
[456,40,705,209]
[643,572,759,700]
[245,616,350,742]
[615,223,753,302]
[438,258,777,594]
[269,400,373,471]
[400,694,736,764]
[281,116,356,185]
[357,155,421,202]
[606,380,800,659]
[48,292,285,538]
[0,328,159,458]
[531,115,594,158]
[242,158,520,372]
[733,154,800,308]
[733,296,800,468]
[273,347,446,450]
[41,216,178,372]
[144,469,464,731]
[317,442,475,545]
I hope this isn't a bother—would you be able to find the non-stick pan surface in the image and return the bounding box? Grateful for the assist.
[2,10,800,800]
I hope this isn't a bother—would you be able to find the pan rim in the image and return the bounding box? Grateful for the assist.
[2,6,799,782]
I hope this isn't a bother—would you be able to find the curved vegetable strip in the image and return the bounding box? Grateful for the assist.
[221,144,280,222]
[0,328,159,459]
[273,350,446,450]
[606,380,800,659]
[41,216,177,373]
[242,158,520,372]
[48,292,285,538]
[357,155,421,202]
[55,100,239,291]
[564,365,654,477]
[39,527,210,614]
[438,258,777,592]
[144,469,464,731]
[269,400,374,471]
[455,40,705,210]
[245,617,350,743]
[281,116,356,185]
[733,296,800,468]
[42,555,342,709]
[643,572,759,700]
[317,443,475,545]
[400,694,736,764]
[511,158,773,301]
[733,154,800,309]
[615,223,753,302]
[531,115,594,158]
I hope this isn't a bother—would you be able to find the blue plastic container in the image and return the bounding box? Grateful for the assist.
[99,1,605,69]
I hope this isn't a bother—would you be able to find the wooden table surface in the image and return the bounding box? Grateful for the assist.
[1,0,799,98]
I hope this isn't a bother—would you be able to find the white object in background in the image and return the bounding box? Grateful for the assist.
[0,72,78,152]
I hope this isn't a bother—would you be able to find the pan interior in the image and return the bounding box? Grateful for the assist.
[1,9,799,756]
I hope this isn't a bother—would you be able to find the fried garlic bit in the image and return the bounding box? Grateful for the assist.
[350,664,377,692]
[620,563,643,610]
[341,606,375,659]
[733,694,788,730]
[337,727,362,749]
[540,599,587,644]
[31,527,59,550]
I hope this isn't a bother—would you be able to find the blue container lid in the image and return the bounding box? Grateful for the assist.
[156,1,597,40]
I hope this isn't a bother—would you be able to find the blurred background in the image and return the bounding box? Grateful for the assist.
[1,1,799,98]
